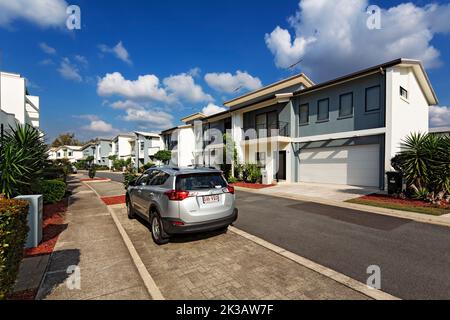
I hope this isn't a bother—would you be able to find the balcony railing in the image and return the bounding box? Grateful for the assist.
[244,121,290,139]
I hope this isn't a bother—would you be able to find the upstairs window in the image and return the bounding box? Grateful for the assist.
[400,86,408,100]
[317,98,329,121]
[299,103,309,125]
[365,85,381,111]
[140,141,144,151]
[339,92,353,117]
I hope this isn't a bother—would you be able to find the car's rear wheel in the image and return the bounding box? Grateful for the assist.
[126,198,135,219]
[151,214,169,245]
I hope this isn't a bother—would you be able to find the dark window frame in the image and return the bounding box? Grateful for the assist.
[299,103,309,125]
[317,98,330,122]
[339,92,354,118]
[400,86,408,100]
[365,85,381,112]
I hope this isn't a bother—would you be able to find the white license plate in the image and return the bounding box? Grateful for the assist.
[202,195,220,204]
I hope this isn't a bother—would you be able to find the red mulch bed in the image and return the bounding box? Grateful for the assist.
[24,198,68,258]
[230,182,276,189]
[6,289,37,300]
[101,195,126,205]
[80,178,109,182]
[359,194,446,207]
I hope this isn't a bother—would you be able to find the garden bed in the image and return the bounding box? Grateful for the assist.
[346,194,450,216]
[101,195,126,205]
[24,198,68,257]
[230,182,276,189]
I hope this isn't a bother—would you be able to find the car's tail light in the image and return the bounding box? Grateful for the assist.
[164,190,190,201]
[226,186,235,194]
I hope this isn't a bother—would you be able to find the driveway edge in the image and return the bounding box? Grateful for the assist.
[235,187,450,228]
[83,182,165,300]
[229,226,399,300]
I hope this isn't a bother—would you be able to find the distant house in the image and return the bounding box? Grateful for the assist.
[134,131,163,168]
[112,133,135,161]
[0,71,40,131]
[429,127,450,136]
[47,145,83,163]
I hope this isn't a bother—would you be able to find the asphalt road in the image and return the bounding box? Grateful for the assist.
[94,171,124,183]
[234,191,450,300]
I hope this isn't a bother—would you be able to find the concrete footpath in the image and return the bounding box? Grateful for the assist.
[86,179,378,300]
[36,174,150,300]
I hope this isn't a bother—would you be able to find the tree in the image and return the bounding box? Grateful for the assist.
[51,132,81,147]
[154,150,172,164]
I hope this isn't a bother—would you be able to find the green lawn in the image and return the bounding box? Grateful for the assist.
[346,198,450,216]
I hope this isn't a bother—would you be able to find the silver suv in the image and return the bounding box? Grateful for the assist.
[126,167,238,244]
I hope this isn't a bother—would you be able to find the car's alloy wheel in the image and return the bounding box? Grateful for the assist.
[151,215,169,245]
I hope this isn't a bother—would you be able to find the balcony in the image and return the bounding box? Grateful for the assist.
[245,121,290,139]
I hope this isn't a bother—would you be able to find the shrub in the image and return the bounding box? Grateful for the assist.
[227,176,238,184]
[123,171,139,189]
[41,166,66,182]
[142,162,155,171]
[0,198,29,299]
[243,164,262,183]
[154,150,172,164]
[0,124,48,198]
[88,166,96,179]
[37,180,67,204]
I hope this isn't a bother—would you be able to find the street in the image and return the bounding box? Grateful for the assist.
[234,191,450,300]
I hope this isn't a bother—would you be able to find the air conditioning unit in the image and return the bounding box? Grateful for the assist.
[15,195,43,248]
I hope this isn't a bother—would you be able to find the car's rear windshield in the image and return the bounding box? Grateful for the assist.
[176,173,227,191]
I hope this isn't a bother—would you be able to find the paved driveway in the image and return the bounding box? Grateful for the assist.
[234,191,450,300]
[257,182,380,201]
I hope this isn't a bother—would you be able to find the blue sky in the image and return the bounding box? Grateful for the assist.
[1,0,449,142]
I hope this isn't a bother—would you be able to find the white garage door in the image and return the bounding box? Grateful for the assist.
[299,144,380,187]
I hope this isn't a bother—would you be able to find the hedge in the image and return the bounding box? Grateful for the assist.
[39,180,67,204]
[0,198,29,300]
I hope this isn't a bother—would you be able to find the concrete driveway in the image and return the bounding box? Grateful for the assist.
[257,182,380,202]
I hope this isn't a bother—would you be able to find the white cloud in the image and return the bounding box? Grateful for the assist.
[429,105,450,127]
[97,72,170,102]
[164,73,213,103]
[98,72,212,104]
[39,58,54,66]
[75,115,119,134]
[204,71,263,94]
[58,57,82,82]
[188,67,201,78]
[0,0,68,28]
[265,0,450,81]
[99,41,132,65]
[201,103,226,116]
[39,42,56,55]
[74,55,88,67]
[106,100,174,130]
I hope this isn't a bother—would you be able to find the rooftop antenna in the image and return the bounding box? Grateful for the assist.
[233,85,243,93]
[287,58,303,71]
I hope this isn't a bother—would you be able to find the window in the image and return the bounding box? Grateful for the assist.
[339,92,353,117]
[140,141,144,151]
[365,86,380,111]
[176,173,227,190]
[317,98,329,121]
[256,152,266,168]
[68,151,73,156]
[400,86,408,100]
[299,103,309,125]
[149,172,170,186]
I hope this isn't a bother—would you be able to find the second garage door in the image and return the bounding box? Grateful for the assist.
[299,144,380,187]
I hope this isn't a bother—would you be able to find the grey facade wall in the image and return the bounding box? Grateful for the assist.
[293,73,386,137]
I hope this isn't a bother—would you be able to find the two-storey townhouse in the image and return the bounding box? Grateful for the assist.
[94,138,113,166]
[0,71,40,131]
[134,131,163,169]
[226,58,437,189]
[112,133,135,161]
[51,145,84,163]
[81,142,96,160]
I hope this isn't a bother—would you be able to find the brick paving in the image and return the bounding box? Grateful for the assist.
[111,203,369,300]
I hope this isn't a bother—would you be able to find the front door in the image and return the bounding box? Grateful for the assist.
[277,151,286,181]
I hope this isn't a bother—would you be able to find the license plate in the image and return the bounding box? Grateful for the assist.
[202,195,220,204]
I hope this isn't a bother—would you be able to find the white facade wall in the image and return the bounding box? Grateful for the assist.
[385,66,429,172]
[0,72,39,128]
[176,127,196,167]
